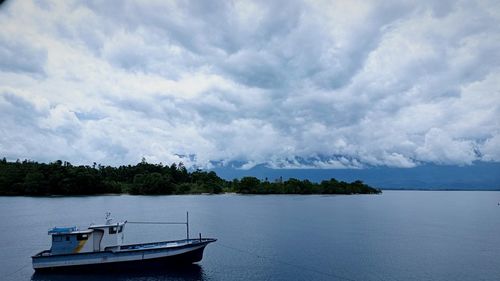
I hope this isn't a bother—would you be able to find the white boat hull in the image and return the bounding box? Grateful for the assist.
[32,238,216,271]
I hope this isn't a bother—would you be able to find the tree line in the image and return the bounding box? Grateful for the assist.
[0,158,381,196]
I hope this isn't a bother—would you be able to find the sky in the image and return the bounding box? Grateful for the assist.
[0,0,500,173]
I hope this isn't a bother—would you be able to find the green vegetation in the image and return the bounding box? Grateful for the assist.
[0,158,381,196]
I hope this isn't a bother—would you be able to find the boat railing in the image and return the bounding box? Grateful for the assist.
[127,212,192,242]
[32,250,52,257]
[118,238,216,251]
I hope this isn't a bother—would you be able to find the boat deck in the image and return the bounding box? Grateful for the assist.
[33,238,216,257]
[117,238,214,251]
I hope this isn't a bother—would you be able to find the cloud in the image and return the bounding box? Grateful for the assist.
[482,134,500,161]
[415,128,478,165]
[0,0,499,169]
[0,35,47,75]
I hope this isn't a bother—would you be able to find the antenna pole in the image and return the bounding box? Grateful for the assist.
[186,211,189,241]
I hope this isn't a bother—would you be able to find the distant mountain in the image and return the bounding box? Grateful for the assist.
[211,161,500,190]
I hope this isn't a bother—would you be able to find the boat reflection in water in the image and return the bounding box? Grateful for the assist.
[31,263,206,281]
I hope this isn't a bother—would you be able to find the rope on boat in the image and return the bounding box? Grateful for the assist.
[217,242,359,281]
[5,261,31,281]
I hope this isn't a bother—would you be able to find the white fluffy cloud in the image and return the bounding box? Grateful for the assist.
[0,0,499,169]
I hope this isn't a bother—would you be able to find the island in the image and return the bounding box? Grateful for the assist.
[0,158,381,196]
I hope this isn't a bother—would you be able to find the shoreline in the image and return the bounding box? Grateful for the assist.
[2,189,500,198]
[381,188,500,191]
[0,191,382,197]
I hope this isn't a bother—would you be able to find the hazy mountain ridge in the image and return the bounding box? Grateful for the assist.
[211,161,500,190]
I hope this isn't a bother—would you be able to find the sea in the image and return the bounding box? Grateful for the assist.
[1,190,499,281]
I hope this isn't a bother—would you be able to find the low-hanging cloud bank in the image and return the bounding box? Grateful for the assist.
[0,0,499,169]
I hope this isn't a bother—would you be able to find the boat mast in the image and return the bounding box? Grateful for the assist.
[186,211,189,241]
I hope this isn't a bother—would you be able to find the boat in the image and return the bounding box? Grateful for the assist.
[32,212,216,271]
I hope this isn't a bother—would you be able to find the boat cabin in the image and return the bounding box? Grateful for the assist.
[48,222,126,254]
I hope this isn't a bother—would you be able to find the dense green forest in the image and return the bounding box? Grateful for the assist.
[0,158,381,196]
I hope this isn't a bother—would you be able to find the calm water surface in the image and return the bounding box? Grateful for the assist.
[1,191,499,281]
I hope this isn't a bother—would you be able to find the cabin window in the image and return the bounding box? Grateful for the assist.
[118,226,123,233]
[52,236,62,242]
[109,227,117,234]
[77,234,88,241]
